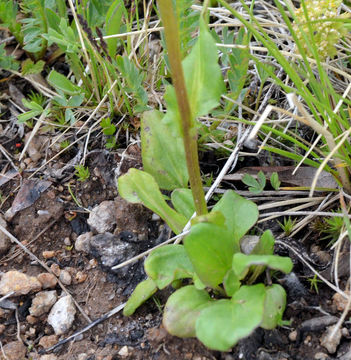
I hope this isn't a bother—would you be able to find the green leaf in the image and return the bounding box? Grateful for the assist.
[233,253,293,280]
[261,284,287,330]
[247,230,276,283]
[47,70,82,95]
[270,172,281,190]
[100,117,116,135]
[212,190,258,250]
[163,285,212,338]
[195,284,266,351]
[118,169,187,234]
[171,188,195,219]
[191,211,226,227]
[105,0,126,58]
[21,59,45,75]
[184,223,234,288]
[242,171,266,194]
[145,245,195,289]
[182,18,225,119]
[223,269,241,297]
[141,110,188,190]
[123,278,157,316]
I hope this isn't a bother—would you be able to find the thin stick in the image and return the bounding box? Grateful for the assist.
[40,302,126,353]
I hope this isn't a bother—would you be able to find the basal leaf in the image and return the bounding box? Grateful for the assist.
[118,169,187,234]
[261,284,287,330]
[223,269,241,297]
[145,244,195,289]
[141,110,188,190]
[123,278,157,316]
[212,190,258,250]
[171,188,195,219]
[195,284,266,351]
[163,285,212,338]
[182,18,225,119]
[184,222,234,288]
[233,253,293,280]
[191,211,226,227]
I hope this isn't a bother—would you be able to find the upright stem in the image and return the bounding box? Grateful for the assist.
[158,0,208,215]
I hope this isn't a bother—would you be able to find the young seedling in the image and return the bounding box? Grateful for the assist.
[117,1,293,352]
[74,165,90,182]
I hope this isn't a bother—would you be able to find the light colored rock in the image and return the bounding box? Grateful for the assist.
[87,201,116,233]
[59,270,72,285]
[37,273,58,289]
[320,325,342,354]
[0,215,10,255]
[118,346,129,357]
[29,290,57,317]
[332,291,350,312]
[47,296,76,335]
[288,330,297,342]
[75,232,93,253]
[0,270,41,296]
[38,335,58,349]
[0,341,26,360]
[40,355,57,360]
[0,324,5,334]
[314,353,329,360]
[50,264,61,277]
[75,271,87,284]
[42,250,55,259]
[77,354,88,360]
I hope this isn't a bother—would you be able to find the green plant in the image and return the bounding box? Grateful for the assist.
[278,217,297,236]
[307,274,323,294]
[242,171,280,194]
[118,1,293,351]
[74,165,90,182]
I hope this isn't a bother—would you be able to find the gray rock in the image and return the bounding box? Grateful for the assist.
[0,214,10,255]
[29,290,57,317]
[47,296,76,335]
[87,201,116,233]
[89,232,137,268]
[75,232,93,253]
[0,270,42,296]
[40,355,58,360]
[59,270,72,286]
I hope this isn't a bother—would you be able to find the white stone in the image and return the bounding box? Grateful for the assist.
[29,291,57,317]
[87,201,116,233]
[47,296,76,335]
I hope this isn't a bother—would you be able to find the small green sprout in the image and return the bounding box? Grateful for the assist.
[60,140,70,149]
[307,274,323,294]
[74,165,90,182]
[242,171,266,194]
[278,217,297,236]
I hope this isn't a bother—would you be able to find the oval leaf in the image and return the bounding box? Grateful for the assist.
[163,285,212,338]
[123,278,157,316]
[212,190,258,249]
[261,284,287,330]
[142,110,188,190]
[118,169,187,234]
[195,284,266,351]
[47,70,82,95]
[184,223,234,288]
[233,253,293,280]
[171,188,195,219]
[145,245,195,289]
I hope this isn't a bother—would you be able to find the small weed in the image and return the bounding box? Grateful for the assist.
[74,165,90,182]
[307,274,323,294]
[60,140,70,149]
[278,217,297,236]
[242,171,266,194]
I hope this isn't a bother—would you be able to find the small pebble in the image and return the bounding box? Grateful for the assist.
[64,237,71,246]
[0,270,41,296]
[59,270,72,286]
[288,330,297,342]
[320,325,342,354]
[39,335,58,349]
[0,324,5,334]
[75,271,87,284]
[42,251,55,259]
[118,346,129,357]
[37,273,58,289]
[40,355,58,360]
[314,353,329,360]
[26,315,38,324]
[50,264,61,277]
